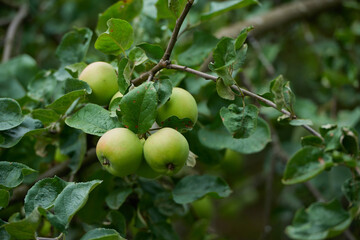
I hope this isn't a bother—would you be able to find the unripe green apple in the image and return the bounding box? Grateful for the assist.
[96,128,143,177]
[192,196,214,219]
[54,147,68,163]
[109,91,123,106]
[143,127,189,175]
[39,219,52,237]
[156,87,198,127]
[221,149,243,174]
[79,62,118,106]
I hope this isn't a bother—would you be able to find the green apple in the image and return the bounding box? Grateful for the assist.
[192,196,214,219]
[54,147,68,163]
[221,149,243,174]
[39,219,52,237]
[156,87,198,127]
[96,128,143,177]
[109,91,123,106]
[143,127,189,175]
[79,62,118,106]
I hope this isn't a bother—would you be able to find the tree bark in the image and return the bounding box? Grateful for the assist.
[215,0,344,38]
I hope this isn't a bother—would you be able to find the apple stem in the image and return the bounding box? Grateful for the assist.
[167,163,175,171]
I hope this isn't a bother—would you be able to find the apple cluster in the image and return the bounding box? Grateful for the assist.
[79,62,198,178]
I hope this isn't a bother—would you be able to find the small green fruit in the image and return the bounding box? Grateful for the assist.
[144,128,189,175]
[221,149,243,174]
[54,147,67,163]
[39,219,52,237]
[156,87,198,127]
[96,128,143,177]
[79,62,118,106]
[192,197,214,219]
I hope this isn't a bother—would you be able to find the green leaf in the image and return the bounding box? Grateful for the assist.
[156,0,176,25]
[235,26,254,49]
[105,187,133,210]
[0,98,25,131]
[80,228,125,240]
[41,180,102,231]
[220,104,259,138]
[109,97,122,118]
[27,71,58,105]
[233,43,248,70]
[173,175,232,204]
[60,128,87,174]
[201,0,258,21]
[320,124,337,137]
[289,119,313,126]
[0,54,38,99]
[129,47,148,66]
[120,82,157,134]
[3,209,40,240]
[0,162,36,189]
[168,0,187,18]
[285,199,352,240]
[216,78,235,100]
[95,19,134,56]
[270,75,295,113]
[65,62,88,78]
[157,116,194,133]
[178,32,218,67]
[301,136,324,148]
[56,28,93,65]
[107,211,126,236]
[65,104,122,136]
[282,147,332,185]
[199,117,271,154]
[331,151,356,167]
[342,178,360,205]
[137,43,164,63]
[47,90,89,115]
[0,189,9,209]
[24,177,69,216]
[154,78,172,106]
[150,221,180,240]
[64,78,92,95]
[118,58,131,94]
[0,219,10,240]
[155,192,187,217]
[46,78,92,114]
[210,38,236,86]
[0,116,44,148]
[324,127,342,152]
[96,0,143,35]
[31,109,60,125]
[340,127,359,156]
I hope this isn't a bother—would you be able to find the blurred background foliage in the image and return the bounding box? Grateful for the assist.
[1,0,360,239]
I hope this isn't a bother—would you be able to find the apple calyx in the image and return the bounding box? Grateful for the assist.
[167,163,175,171]
[101,156,110,166]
